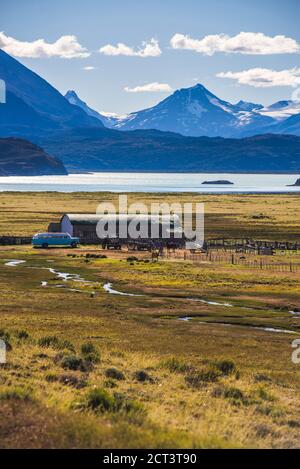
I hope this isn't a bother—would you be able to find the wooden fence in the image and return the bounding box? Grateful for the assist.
[0,236,32,245]
[164,250,300,274]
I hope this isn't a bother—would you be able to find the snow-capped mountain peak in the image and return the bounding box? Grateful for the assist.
[258,100,300,121]
[114,83,274,137]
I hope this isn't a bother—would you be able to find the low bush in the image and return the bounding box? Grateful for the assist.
[15,330,29,340]
[45,373,58,383]
[58,373,87,389]
[54,353,92,372]
[104,378,118,388]
[105,368,125,380]
[185,369,220,388]
[133,370,154,383]
[81,342,100,363]
[214,360,236,376]
[254,373,272,383]
[60,355,90,372]
[38,336,75,352]
[256,387,276,402]
[84,388,145,420]
[38,336,60,348]
[212,385,246,405]
[86,388,115,412]
[161,357,191,374]
[0,386,32,402]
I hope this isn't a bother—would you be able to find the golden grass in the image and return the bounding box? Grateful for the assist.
[0,244,300,448]
[0,192,299,240]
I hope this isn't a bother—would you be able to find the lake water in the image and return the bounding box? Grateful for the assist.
[0,172,299,193]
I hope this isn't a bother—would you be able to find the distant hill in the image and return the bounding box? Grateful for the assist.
[113,84,274,137]
[0,49,103,137]
[38,129,300,173]
[0,138,67,175]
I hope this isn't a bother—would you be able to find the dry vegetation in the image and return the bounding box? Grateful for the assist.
[0,191,299,240]
[0,192,300,448]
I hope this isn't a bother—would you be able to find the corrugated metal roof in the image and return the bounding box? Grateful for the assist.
[61,213,181,226]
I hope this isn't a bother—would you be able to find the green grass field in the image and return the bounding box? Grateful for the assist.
[0,192,300,448]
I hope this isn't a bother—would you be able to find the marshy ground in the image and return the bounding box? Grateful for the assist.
[0,192,300,448]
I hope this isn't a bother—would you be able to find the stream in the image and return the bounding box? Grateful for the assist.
[3,259,299,335]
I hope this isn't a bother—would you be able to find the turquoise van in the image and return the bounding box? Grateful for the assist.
[32,233,80,248]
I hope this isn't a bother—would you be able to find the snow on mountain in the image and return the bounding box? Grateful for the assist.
[64,90,126,128]
[113,84,274,137]
[235,100,264,112]
[258,100,300,121]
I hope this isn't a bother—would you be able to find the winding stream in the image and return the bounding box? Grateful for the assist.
[3,258,299,335]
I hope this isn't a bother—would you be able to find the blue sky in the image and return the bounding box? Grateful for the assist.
[1,0,300,114]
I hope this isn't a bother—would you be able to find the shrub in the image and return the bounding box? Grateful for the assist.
[83,352,100,364]
[60,355,90,372]
[105,368,125,380]
[38,336,74,352]
[214,360,236,376]
[254,373,272,383]
[255,424,272,438]
[81,342,96,355]
[104,378,118,388]
[15,330,29,340]
[60,340,75,352]
[45,373,58,383]
[0,387,32,402]
[113,392,144,416]
[38,335,60,348]
[86,388,115,412]
[84,388,145,419]
[161,357,191,373]
[58,373,87,389]
[126,256,138,262]
[81,342,100,363]
[256,387,276,402]
[212,385,246,404]
[185,369,220,388]
[133,370,154,383]
[223,386,244,400]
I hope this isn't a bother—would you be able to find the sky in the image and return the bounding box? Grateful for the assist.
[1,0,300,114]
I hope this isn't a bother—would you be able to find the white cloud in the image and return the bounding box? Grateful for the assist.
[0,31,90,58]
[99,38,161,57]
[170,32,300,55]
[217,67,300,88]
[83,66,95,70]
[124,82,172,93]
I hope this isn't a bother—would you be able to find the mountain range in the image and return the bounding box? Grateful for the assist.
[0,49,103,138]
[65,86,300,138]
[0,48,300,174]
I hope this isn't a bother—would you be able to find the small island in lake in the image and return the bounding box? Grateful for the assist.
[202,180,234,185]
[287,178,300,187]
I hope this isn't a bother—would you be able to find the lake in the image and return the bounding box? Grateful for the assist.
[0,172,299,193]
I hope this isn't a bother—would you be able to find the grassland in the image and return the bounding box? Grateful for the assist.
[0,192,300,448]
[0,191,299,240]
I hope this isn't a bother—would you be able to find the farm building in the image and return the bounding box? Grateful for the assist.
[49,213,185,247]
